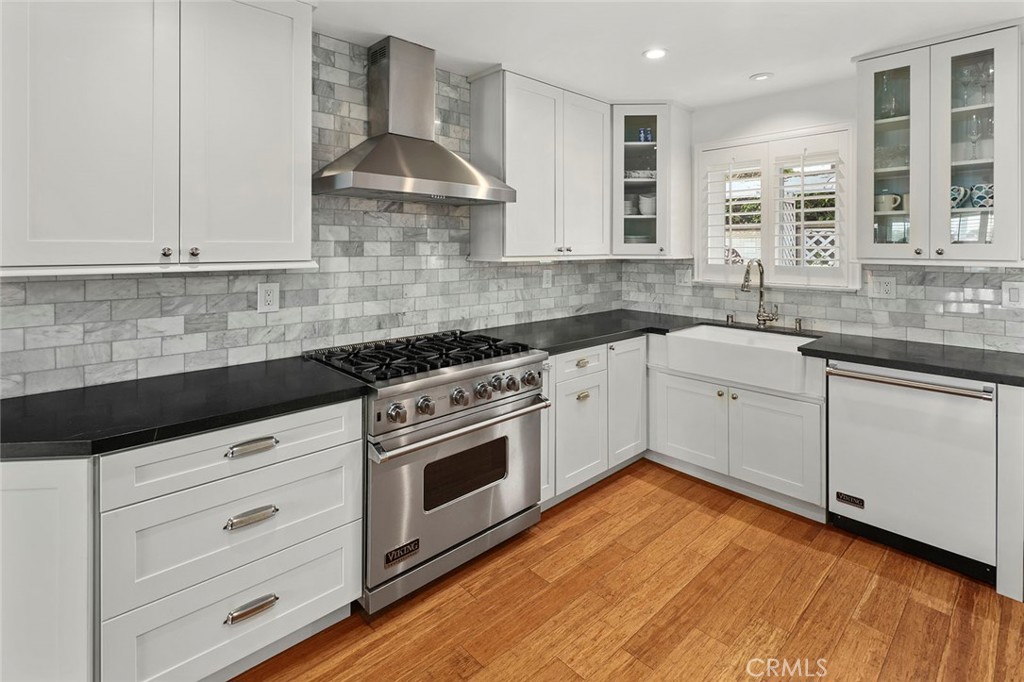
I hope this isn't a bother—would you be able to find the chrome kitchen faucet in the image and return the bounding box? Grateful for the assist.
[740,258,779,328]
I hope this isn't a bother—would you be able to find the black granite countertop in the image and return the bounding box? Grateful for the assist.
[798,333,1024,388]
[0,357,368,460]
[475,310,1024,388]
[473,310,702,355]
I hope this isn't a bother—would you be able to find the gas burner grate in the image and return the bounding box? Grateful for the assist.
[305,330,531,382]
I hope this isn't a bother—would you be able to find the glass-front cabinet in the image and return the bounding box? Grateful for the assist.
[611,104,692,257]
[857,27,1019,262]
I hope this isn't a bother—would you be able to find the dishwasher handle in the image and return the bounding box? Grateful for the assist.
[826,365,994,401]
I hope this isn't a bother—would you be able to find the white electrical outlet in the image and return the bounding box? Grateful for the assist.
[542,270,553,288]
[257,282,280,313]
[675,269,688,286]
[868,275,896,299]
[1003,281,1024,309]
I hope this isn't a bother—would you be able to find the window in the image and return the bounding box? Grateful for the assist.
[697,127,856,289]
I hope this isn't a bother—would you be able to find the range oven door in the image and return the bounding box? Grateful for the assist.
[366,394,546,589]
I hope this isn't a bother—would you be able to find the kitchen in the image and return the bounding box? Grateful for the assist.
[1,1,1023,680]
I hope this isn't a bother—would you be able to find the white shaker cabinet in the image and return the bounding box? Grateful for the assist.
[608,337,647,464]
[470,71,611,260]
[727,389,822,505]
[649,372,730,474]
[539,361,555,503]
[1,0,313,273]
[554,372,609,494]
[0,458,93,682]
[179,0,312,264]
[1,0,180,267]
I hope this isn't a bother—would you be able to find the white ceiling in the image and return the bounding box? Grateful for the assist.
[313,1,1023,108]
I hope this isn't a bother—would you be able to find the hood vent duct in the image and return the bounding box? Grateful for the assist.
[312,36,516,206]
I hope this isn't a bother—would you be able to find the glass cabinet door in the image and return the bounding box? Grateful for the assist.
[856,48,930,259]
[930,28,1019,261]
[612,104,668,255]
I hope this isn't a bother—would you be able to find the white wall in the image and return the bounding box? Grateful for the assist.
[692,77,857,146]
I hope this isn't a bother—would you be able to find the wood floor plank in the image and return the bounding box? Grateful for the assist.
[878,599,950,682]
[233,461,1024,682]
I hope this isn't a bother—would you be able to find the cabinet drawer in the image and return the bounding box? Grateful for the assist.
[100,400,360,511]
[101,521,360,682]
[554,344,607,382]
[101,443,361,619]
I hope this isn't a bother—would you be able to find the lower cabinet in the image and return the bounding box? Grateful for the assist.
[608,337,647,464]
[0,458,93,682]
[555,371,609,494]
[539,372,555,503]
[649,370,823,505]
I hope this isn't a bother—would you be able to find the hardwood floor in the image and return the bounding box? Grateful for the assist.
[234,460,1024,682]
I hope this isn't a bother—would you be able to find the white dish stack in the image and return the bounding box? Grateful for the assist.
[624,193,638,215]
[639,193,657,216]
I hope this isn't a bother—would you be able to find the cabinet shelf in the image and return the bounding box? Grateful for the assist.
[624,214,656,219]
[951,103,995,115]
[623,177,657,183]
[951,207,994,214]
[951,158,994,169]
[875,115,910,127]
[875,211,909,216]
[874,165,910,175]
[624,141,657,147]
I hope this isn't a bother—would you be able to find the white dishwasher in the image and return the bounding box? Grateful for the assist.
[827,361,996,582]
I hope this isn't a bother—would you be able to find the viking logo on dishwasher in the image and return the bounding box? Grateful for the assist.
[385,539,421,566]
[835,492,865,509]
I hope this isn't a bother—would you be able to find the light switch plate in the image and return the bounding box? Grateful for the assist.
[868,274,896,299]
[257,283,280,313]
[542,270,553,288]
[1003,281,1024,309]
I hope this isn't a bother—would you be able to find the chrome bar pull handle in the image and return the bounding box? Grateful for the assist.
[224,593,279,625]
[224,504,279,531]
[225,436,279,459]
[826,366,993,401]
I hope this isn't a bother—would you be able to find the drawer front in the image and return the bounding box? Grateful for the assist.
[101,521,361,682]
[100,400,361,511]
[554,344,607,382]
[101,443,362,619]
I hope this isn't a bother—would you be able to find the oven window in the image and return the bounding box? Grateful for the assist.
[423,437,508,511]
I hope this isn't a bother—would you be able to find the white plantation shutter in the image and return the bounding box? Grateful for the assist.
[697,129,856,289]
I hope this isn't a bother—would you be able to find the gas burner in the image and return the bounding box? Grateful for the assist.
[306,330,532,382]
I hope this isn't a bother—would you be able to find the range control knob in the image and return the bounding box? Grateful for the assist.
[505,375,520,392]
[489,374,504,392]
[521,370,539,387]
[386,403,408,424]
[474,382,493,400]
[450,387,469,406]
[416,396,436,416]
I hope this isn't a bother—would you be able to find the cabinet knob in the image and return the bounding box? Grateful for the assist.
[556,247,565,252]
[935,248,945,256]
[659,247,665,253]
[609,345,615,351]
[189,247,201,257]
[160,247,173,257]
[717,390,725,397]
[565,246,573,253]
[914,248,923,255]
[731,393,739,400]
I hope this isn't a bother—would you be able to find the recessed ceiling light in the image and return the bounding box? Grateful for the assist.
[749,72,774,81]
[643,48,667,60]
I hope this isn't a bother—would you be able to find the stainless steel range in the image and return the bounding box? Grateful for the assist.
[306,331,549,613]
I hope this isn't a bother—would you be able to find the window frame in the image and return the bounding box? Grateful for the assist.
[695,123,859,290]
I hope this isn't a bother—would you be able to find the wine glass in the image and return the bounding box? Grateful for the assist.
[957,65,975,107]
[974,61,992,105]
[967,114,982,160]
[984,61,995,104]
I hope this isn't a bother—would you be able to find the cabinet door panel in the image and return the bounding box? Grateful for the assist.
[555,373,608,494]
[562,93,610,255]
[180,0,311,263]
[608,338,646,464]
[929,28,1019,261]
[649,372,728,474]
[503,73,562,257]
[1,1,179,266]
[539,372,555,503]
[728,390,821,504]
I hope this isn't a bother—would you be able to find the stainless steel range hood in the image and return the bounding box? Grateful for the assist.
[312,37,516,206]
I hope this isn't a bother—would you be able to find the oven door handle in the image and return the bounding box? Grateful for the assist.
[370,396,551,464]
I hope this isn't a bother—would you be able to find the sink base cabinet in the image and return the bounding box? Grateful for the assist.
[0,459,93,682]
[649,369,823,506]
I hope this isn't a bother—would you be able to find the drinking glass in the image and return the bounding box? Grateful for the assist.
[957,65,975,107]
[967,114,982,160]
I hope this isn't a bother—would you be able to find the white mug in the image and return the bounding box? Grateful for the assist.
[874,194,901,212]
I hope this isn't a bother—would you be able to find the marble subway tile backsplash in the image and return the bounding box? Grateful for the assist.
[0,33,622,398]
[622,262,1024,353]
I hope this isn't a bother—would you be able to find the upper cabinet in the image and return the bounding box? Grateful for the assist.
[470,71,611,260]
[612,104,692,257]
[1,0,312,273]
[858,27,1020,263]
